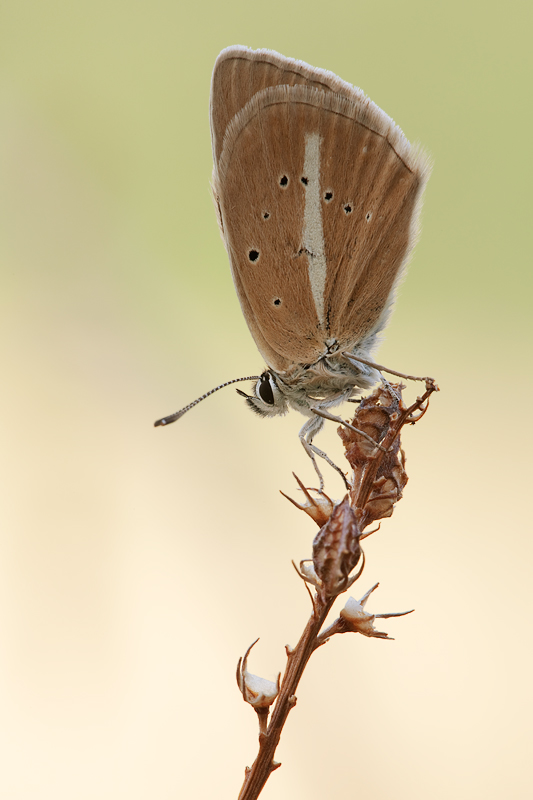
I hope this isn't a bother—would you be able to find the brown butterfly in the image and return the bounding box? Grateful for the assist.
[156,46,431,488]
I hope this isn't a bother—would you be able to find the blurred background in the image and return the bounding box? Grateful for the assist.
[1,1,531,798]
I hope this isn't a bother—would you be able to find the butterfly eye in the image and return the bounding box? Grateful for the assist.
[257,373,275,405]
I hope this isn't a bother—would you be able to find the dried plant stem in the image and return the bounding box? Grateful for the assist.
[237,379,438,799]
[237,595,336,800]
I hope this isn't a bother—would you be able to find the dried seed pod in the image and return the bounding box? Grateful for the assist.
[237,640,280,709]
[312,496,362,597]
[339,383,402,466]
[339,583,414,639]
[281,474,335,527]
[339,383,409,527]
[363,446,408,524]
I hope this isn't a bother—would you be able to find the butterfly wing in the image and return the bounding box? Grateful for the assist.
[211,47,431,374]
[210,46,361,166]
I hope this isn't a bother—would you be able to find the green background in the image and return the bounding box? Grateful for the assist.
[1,2,531,798]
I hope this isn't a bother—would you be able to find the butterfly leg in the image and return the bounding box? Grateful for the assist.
[310,406,387,453]
[342,352,433,384]
[299,416,350,492]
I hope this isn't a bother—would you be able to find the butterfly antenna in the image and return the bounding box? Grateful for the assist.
[154,375,261,427]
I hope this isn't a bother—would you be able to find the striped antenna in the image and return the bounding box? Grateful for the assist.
[154,375,261,427]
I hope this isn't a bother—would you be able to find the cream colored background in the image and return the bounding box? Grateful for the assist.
[1,1,531,798]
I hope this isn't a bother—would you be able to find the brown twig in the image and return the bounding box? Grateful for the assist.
[236,379,438,799]
[237,594,336,799]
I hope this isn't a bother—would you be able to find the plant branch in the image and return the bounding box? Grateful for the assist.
[236,379,438,799]
[237,594,336,800]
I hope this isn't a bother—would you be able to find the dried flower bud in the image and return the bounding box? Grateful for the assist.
[297,560,320,587]
[281,474,335,527]
[363,445,408,524]
[338,383,409,528]
[339,583,414,639]
[339,383,402,466]
[312,497,362,597]
[237,640,280,709]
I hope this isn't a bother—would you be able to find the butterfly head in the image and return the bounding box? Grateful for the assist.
[237,371,289,418]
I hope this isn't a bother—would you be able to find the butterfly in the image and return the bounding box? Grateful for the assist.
[156,46,431,489]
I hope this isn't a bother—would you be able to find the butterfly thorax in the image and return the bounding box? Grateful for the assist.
[273,350,380,416]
